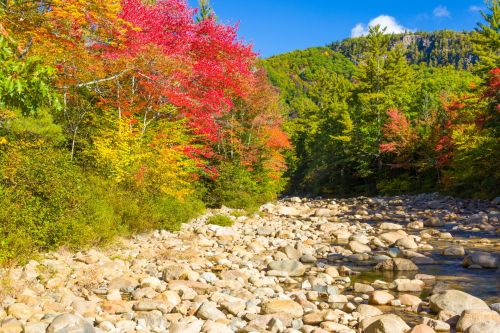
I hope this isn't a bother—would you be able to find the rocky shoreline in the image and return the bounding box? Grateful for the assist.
[1,194,499,333]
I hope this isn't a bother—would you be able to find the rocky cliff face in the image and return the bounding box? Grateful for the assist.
[330,30,478,69]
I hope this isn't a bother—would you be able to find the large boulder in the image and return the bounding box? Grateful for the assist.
[465,321,500,333]
[361,314,411,333]
[462,252,498,268]
[456,310,500,332]
[429,290,490,315]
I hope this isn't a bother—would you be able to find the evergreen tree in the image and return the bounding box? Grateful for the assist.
[352,26,415,177]
[471,0,500,77]
[196,0,217,22]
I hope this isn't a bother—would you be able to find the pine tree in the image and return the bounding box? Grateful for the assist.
[353,26,415,176]
[196,0,217,22]
[471,0,500,77]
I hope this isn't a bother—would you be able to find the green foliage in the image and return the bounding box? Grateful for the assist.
[204,162,282,210]
[0,36,59,115]
[206,215,233,227]
[196,0,217,22]
[471,0,500,77]
[0,145,121,265]
[376,175,415,195]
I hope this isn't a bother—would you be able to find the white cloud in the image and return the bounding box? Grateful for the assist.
[433,5,450,18]
[350,15,413,38]
[469,5,483,12]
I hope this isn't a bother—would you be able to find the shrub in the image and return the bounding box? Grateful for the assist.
[206,215,234,227]
[0,145,122,265]
[205,162,282,210]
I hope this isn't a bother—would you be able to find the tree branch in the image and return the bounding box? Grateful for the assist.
[61,69,132,89]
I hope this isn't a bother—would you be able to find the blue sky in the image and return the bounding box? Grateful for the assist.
[187,0,488,58]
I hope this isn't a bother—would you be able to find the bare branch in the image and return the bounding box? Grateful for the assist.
[61,69,132,89]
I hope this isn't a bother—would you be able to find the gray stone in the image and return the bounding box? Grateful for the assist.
[196,302,225,321]
[442,246,465,256]
[429,290,490,315]
[375,258,418,271]
[47,313,95,333]
[268,260,306,277]
[361,314,411,333]
[456,310,500,332]
[465,321,500,333]
[462,252,498,268]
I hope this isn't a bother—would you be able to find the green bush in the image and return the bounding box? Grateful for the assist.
[149,195,205,232]
[0,141,206,265]
[0,145,122,265]
[206,215,234,227]
[205,162,282,210]
[376,175,415,195]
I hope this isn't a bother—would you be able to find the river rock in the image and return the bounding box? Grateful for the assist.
[169,320,203,333]
[356,304,383,318]
[261,299,304,318]
[408,221,424,229]
[411,324,436,333]
[379,222,403,230]
[349,240,371,253]
[394,278,425,292]
[456,310,500,332]
[422,317,450,332]
[268,260,306,276]
[196,302,226,321]
[442,246,465,256]
[429,290,490,315]
[202,321,233,333]
[424,217,444,227]
[46,313,94,333]
[276,206,302,216]
[465,321,500,333]
[396,237,418,250]
[462,252,498,268]
[369,291,395,305]
[375,258,418,271]
[379,231,407,245]
[398,294,422,308]
[361,314,411,333]
[7,303,34,320]
[354,282,374,293]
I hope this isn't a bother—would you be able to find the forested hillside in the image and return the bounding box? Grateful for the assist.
[0,0,290,264]
[330,30,478,69]
[264,4,499,198]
